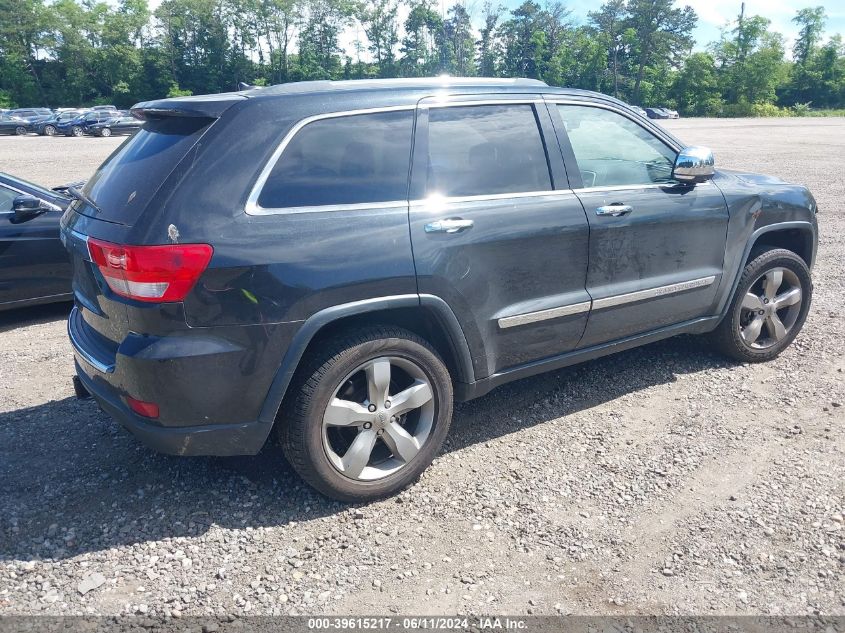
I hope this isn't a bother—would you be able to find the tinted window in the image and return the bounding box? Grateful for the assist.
[424,104,552,197]
[257,110,413,209]
[558,105,677,188]
[80,116,209,225]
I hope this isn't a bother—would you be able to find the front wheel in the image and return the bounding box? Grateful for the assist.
[44,125,57,136]
[712,247,812,362]
[100,128,111,137]
[71,126,83,137]
[278,327,453,502]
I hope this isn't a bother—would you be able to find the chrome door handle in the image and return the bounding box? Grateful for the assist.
[596,204,633,217]
[424,218,474,234]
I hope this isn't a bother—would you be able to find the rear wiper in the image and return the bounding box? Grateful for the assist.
[67,186,102,214]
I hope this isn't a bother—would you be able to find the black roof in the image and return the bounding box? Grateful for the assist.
[132,77,631,120]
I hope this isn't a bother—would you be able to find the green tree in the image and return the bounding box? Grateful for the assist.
[359,0,400,77]
[670,51,722,115]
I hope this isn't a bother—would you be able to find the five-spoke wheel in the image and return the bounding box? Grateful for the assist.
[279,327,453,501]
[713,247,812,362]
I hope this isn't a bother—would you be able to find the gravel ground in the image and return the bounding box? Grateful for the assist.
[0,119,842,617]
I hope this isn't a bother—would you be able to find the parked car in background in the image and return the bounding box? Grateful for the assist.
[629,105,648,117]
[63,77,817,502]
[92,105,118,112]
[58,110,112,137]
[663,107,680,119]
[7,108,53,121]
[86,115,141,137]
[0,114,29,136]
[34,110,85,136]
[645,107,671,119]
[0,172,73,310]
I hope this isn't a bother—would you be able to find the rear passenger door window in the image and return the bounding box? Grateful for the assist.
[256,110,414,209]
[424,104,552,197]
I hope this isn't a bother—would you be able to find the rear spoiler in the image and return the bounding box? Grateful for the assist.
[130,92,248,120]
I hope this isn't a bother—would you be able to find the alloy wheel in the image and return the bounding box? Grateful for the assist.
[321,356,435,481]
[15,126,27,136]
[739,267,803,349]
[44,125,56,136]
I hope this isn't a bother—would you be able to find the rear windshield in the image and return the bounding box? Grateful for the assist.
[79,117,211,225]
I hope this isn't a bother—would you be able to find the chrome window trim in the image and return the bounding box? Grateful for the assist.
[410,189,574,207]
[498,301,591,329]
[497,275,717,328]
[576,182,715,194]
[245,105,416,216]
[592,275,716,310]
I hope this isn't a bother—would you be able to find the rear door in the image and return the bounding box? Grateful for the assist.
[550,101,729,347]
[409,95,591,378]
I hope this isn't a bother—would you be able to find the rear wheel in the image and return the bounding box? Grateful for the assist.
[712,247,811,362]
[100,128,111,137]
[278,327,453,502]
[14,126,27,136]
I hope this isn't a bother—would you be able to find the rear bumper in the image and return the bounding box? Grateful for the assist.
[68,305,279,456]
[74,360,272,456]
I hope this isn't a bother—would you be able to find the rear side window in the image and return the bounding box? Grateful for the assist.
[80,117,211,225]
[257,110,413,209]
[424,104,552,197]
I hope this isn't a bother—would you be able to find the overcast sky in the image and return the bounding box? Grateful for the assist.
[145,0,845,58]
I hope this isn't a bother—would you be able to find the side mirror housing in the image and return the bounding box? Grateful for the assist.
[11,195,48,224]
[673,146,715,184]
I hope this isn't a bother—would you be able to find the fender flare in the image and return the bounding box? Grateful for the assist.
[257,294,476,424]
[716,220,816,320]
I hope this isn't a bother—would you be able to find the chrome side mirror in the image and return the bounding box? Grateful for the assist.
[673,146,715,184]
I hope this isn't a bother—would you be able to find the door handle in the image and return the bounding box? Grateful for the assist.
[424,218,474,234]
[596,203,633,217]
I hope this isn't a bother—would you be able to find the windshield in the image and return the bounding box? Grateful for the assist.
[79,116,213,225]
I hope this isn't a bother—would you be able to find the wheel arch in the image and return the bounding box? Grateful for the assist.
[717,220,816,322]
[258,295,476,424]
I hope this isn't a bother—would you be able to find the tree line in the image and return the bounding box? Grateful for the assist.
[1,0,843,115]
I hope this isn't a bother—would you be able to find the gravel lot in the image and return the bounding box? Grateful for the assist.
[0,119,842,618]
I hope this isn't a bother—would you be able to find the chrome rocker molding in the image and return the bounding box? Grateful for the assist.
[497,275,716,329]
[498,301,590,329]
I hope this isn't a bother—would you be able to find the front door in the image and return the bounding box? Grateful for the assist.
[0,186,71,306]
[551,103,729,348]
[409,96,591,378]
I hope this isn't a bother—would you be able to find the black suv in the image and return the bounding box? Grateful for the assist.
[62,78,817,501]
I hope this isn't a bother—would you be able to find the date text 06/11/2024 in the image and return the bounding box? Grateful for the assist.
[307,617,528,630]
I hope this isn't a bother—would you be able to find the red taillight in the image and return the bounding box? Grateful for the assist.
[87,238,213,303]
[126,396,160,419]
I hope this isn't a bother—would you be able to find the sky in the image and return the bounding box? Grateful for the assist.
[144,0,845,58]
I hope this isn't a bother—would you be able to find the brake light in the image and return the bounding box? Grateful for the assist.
[87,238,213,303]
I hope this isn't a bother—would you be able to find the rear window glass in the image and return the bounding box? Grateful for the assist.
[425,104,552,197]
[257,110,413,209]
[80,117,211,225]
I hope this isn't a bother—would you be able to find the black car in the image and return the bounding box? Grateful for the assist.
[0,114,30,136]
[0,173,73,310]
[58,110,112,137]
[35,110,84,136]
[86,115,141,137]
[645,107,671,119]
[6,108,53,121]
[63,78,817,501]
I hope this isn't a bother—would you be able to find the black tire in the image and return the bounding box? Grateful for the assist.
[14,126,27,136]
[711,247,812,362]
[278,326,453,502]
[100,128,111,137]
[71,126,83,137]
[44,125,56,136]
